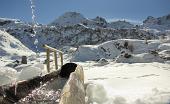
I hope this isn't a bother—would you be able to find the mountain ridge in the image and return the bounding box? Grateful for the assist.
[0,12,169,52]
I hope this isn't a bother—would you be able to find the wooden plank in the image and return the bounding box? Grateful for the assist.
[46,49,50,73]
[43,44,63,53]
[54,52,58,70]
[60,52,63,66]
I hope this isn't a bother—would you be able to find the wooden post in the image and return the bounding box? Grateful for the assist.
[46,49,50,73]
[43,44,63,71]
[60,52,63,66]
[21,56,27,64]
[54,52,58,70]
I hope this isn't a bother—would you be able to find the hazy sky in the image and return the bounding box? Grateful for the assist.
[0,0,170,24]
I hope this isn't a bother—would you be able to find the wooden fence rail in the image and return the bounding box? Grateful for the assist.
[43,44,63,73]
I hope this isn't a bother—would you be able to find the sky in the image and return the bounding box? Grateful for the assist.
[0,0,170,24]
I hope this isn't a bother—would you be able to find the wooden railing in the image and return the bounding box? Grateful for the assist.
[43,44,63,73]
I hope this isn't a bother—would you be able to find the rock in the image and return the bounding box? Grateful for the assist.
[159,50,170,60]
[124,53,132,58]
[59,63,77,78]
[59,66,85,104]
[97,58,109,65]
[6,60,20,68]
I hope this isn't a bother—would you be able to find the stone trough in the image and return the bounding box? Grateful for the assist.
[0,63,85,104]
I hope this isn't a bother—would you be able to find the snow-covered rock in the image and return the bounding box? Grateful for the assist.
[98,41,121,58]
[72,39,169,62]
[159,49,170,60]
[143,16,159,25]
[97,58,109,66]
[158,43,170,51]
[116,53,164,63]
[61,46,77,54]
[0,18,21,27]
[0,30,35,59]
[91,16,108,28]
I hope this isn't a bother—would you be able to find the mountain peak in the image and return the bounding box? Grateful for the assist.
[143,14,170,31]
[93,16,107,23]
[109,20,134,29]
[50,12,87,26]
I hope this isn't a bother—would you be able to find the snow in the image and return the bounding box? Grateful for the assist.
[0,63,46,86]
[0,66,17,86]
[158,43,170,51]
[16,63,45,81]
[71,45,99,62]
[0,33,170,103]
[71,39,168,63]
[80,62,170,104]
[69,38,170,104]
[115,53,164,63]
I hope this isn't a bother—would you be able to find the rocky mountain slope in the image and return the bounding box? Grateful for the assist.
[143,14,170,31]
[0,30,34,59]
[2,23,157,52]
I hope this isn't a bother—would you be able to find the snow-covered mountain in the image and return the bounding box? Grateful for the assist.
[50,12,87,26]
[4,24,157,52]
[50,12,134,29]
[0,18,20,26]
[92,16,108,28]
[143,14,170,31]
[2,12,170,52]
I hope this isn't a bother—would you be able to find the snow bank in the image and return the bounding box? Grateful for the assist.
[0,67,17,86]
[84,62,170,104]
[16,63,45,81]
[0,63,45,85]
[72,45,100,62]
